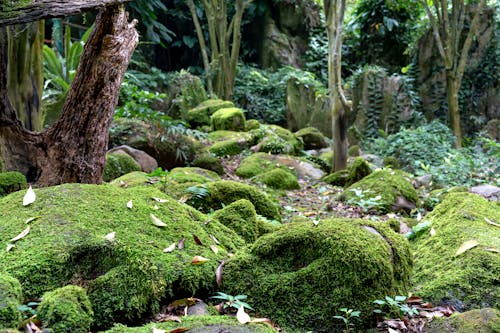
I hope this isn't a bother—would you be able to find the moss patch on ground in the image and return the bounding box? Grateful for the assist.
[0,184,244,330]
[345,169,417,213]
[212,199,259,243]
[210,108,246,132]
[250,125,303,155]
[102,315,276,333]
[0,273,22,329]
[253,168,300,190]
[103,153,141,182]
[223,218,412,332]
[411,192,500,311]
[425,308,500,333]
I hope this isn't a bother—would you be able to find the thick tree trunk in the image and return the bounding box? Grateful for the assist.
[7,21,44,131]
[0,4,138,185]
[446,71,462,148]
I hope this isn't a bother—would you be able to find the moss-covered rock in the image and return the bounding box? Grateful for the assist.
[0,273,22,329]
[223,219,412,332]
[422,186,468,211]
[322,157,371,188]
[191,154,224,175]
[101,315,276,333]
[187,99,234,128]
[209,139,243,157]
[211,108,246,132]
[382,156,400,169]
[236,153,288,178]
[425,308,500,333]
[168,167,220,184]
[411,192,500,311]
[197,181,281,222]
[166,71,208,119]
[103,153,141,182]
[348,145,360,157]
[322,169,348,187]
[0,171,26,197]
[254,168,300,190]
[250,125,303,155]
[37,285,93,333]
[245,119,260,131]
[345,169,417,213]
[294,127,328,150]
[0,184,244,329]
[212,199,259,243]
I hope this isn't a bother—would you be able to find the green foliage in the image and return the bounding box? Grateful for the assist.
[211,292,254,311]
[346,189,383,213]
[184,184,209,208]
[333,308,361,333]
[127,0,174,46]
[103,153,141,182]
[364,121,499,187]
[373,295,418,319]
[233,64,325,125]
[0,171,26,196]
[0,273,23,329]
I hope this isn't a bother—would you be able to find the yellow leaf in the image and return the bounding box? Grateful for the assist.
[25,216,41,224]
[455,240,479,256]
[126,200,133,209]
[6,244,14,252]
[11,226,30,242]
[152,197,168,203]
[237,305,251,324]
[191,255,210,265]
[484,217,500,228]
[105,232,116,241]
[163,243,176,253]
[150,214,167,227]
[484,247,499,253]
[210,244,219,254]
[23,186,36,206]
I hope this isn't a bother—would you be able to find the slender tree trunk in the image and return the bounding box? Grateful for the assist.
[446,71,462,147]
[6,21,44,131]
[0,4,138,185]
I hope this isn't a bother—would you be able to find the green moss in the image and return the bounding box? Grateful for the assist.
[37,285,93,333]
[245,119,260,131]
[411,192,500,310]
[254,168,300,190]
[425,308,500,333]
[110,171,151,188]
[423,186,468,210]
[345,169,418,213]
[210,108,246,132]
[223,218,412,332]
[236,153,292,179]
[348,145,360,157]
[319,151,333,170]
[294,127,328,150]
[0,273,22,329]
[198,181,281,222]
[382,156,400,169]
[187,99,234,128]
[345,157,372,187]
[101,315,276,333]
[250,125,303,155]
[212,199,259,243]
[103,153,141,182]
[322,170,348,187]
[191,154,224,175]
[0,171,27,197]
[0,184,244,329]
[209,140,243,157]
[168,167,220,184]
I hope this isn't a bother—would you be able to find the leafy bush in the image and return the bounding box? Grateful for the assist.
[233,64,325,125]
[365,121,499,187]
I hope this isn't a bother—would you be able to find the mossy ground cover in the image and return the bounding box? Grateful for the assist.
[411,192,500,311]
[0,171,26,197]
[0,184,244,329]
[223,218,412,332]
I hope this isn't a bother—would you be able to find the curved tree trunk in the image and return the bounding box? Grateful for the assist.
[0,4,138,185]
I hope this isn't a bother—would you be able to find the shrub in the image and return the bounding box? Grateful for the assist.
[0,171,26,196]
[103,153,141,182]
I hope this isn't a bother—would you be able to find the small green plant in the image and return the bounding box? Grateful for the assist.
[346,189,383,213]
[373,295,419,319]
[333,308,361,333]
[211,292,254,312]
[184,185,209,207]
[18,301,39,319]
[147,167,169,192]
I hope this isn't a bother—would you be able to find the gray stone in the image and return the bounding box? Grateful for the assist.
[107,145,158,173]
[470,184,500,200]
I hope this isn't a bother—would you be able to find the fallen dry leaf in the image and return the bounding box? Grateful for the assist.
[484,217,500,228]
[216,260,225,286]
[151,328,166,333]
[178,238,185,250]
[209,234,220,244]
[163,243,176,253]
[153,205,159,210]
[151,214,167,227]
[193,234,203,245]
[23,186,36,206]
[153,197,169,203]
[11,226,30,242]
[429,228,436,237]
[191,255,210,265]
[25,216,41,224]
[237,306,251,324]
[455,240,479,256]
[170,328,190,333]
[210,244,219,254]
[484,247,500,253]
[6,244,14,252]
[105,232,116,241]
[127,200,133,209]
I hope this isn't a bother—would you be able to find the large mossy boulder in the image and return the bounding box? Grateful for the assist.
[103,153,141,182]
[323,157,372,187]
[250,125,303,155]
[0,273,23,329]
[344,169,417,213]
[187,99,234,128]
[102,315,276,333]
[37,285,93,333]
[196,181,281,222]
[223,219,412,332]
[294,127,328,150]
[253,168,300,190]
[411,192,500,311]
[0,184,244,330]
[212,199,259,243]
[425,308,500,333]
[164,70,208,119]
[0,171,26,197]
[191,154,224,175]
[211,108,246,132]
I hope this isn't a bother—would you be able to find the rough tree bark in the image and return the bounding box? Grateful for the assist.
[324,0,350,172]
[419,0,486,148]
[0,4,138,185]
